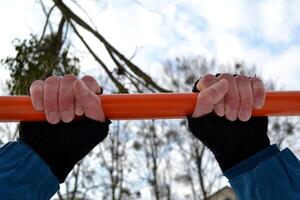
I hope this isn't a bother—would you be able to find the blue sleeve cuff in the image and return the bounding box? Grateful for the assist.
[224,144,280,179]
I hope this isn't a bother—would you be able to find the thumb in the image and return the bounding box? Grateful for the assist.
[192,79,229,118]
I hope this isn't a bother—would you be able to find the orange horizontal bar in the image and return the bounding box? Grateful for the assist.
[0,91,300,122]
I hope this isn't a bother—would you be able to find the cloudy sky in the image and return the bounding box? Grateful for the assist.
[1,0,300,92]
[1,1,300,198]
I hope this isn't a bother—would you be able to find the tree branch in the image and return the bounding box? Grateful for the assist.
[69,21,128,93]
[52,0,171,92]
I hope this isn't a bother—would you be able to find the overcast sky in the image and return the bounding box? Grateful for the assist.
[1,0,300,93]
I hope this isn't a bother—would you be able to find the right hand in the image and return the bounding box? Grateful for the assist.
[20,74,110,183]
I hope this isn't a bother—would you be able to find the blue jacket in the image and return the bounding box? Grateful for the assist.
[0,142,59,200]
[224,144,300,199]
[0,142,300,200]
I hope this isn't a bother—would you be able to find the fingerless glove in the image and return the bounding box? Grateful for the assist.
[187,79,270,172]
[19,118,111,183]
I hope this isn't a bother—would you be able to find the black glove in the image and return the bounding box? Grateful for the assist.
[187,78,270,172]
[19,118,110,183]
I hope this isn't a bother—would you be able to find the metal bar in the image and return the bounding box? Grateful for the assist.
[0,91,300,122]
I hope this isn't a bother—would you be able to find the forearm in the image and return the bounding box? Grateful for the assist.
[0,142,59,200]
[224,144,300,200]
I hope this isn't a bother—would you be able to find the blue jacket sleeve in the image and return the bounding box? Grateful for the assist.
[224,144,300,200]
[0,141,59,200]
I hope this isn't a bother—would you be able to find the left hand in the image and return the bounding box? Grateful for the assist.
[187,73,269,172]
[29,74,105,124]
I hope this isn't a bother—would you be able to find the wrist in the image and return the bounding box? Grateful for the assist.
[187,113,270,172]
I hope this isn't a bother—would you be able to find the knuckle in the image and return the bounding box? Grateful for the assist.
[240,91,251,101]
[235,75,249,82]
[202,73,215,80]
[201,74,217,87]
[218,73,236,86]
[62,74,77,82]
[60,87,73,98]
[218,73,234,80]
[61,76,76,95]
[251,77,263,84]
[243,103,253,110]
[44,101,58,111]
[236,77,251,90]
[199,91,213,104]
[59,91,74,105]
[82,75,99,92]
[82,75,97,84]
[31,80,44,87]
[59,100,72,110]
[45,76,61,84]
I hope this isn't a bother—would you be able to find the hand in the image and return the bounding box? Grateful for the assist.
[20,74,110,183]
[192,73,266,121]
[187,73,269,172]
[29,74,105,124]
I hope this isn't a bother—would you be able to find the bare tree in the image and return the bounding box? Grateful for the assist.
[2,1,300,200]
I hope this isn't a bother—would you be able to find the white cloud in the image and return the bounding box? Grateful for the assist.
[258,0,300,44]
[1,0,300,90]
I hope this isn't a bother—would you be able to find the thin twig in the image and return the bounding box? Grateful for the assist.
[39,4,56,41]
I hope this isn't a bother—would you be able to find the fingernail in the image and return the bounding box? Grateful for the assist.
[227,111,237,121]
[61,111,73,122]
[48,112,60,124]
[255,98,263,109]
[239,111,250,121]
[215,109,225,117]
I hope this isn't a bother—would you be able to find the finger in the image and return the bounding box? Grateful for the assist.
[196,74,216,91]
[81,75,101,93]
[235,75,253,121]
[214,75,226,117]
[251,77,266,109]
[59,74,77,123]
[73,79,105,122]
[192,79,229,118]
[44,76,61,124]
[74,75,101,116]
[29,80,44,111]
[218,73,239,121]
[196,74,224,116]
